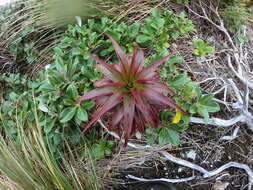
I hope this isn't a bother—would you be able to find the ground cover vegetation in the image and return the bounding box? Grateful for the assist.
[0,0,252,189]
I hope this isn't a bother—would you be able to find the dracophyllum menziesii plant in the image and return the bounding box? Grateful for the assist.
[78,35,187,145]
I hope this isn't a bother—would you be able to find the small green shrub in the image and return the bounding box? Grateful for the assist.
[90,139,115,159]
[193,38,215,56]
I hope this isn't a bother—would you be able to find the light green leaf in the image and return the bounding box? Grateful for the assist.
[39,83,58,93]
[197,105,209,122]
[44,119,55,134]
[168,56,184,64]
[136,35,152,44]
[66,84,78,100]
[205,102,220,113]
[76,107,88,122]
[159,128,179,146]
[82,101,95,110]
[60,107,77,123]
[199,94,214,104]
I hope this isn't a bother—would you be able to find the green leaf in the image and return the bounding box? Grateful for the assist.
[193,38,214,56]
[197,105,209,122]
[168,56,184,64]
[107,141,115,148]
[67,57,78,78]
[82,101,95,110]
[129,23,140,37]
[9,92,19,100]
[104,148,112,155]
[76,107,88,122]
[161,110,170,121]
[60,107,77,123]
[66,84,78,100]
[136,35,152,46]
[91,144,104,159]
[72,49,82,56]
[147,137,155,145]
[171,73,189,88]
[199,94,214,105]
[205,102,220,113]
[54,47,64,56]
[63,97,75,106]
[151,8,161,18]
[44,119,55,134]
[39,83,58,93]
[159,128,179,146]
[48,71,65,87]
[237,35,248,43]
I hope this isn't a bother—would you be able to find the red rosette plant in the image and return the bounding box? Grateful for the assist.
[78,35,187,145]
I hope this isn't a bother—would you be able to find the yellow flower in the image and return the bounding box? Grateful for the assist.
[172,109,182,124]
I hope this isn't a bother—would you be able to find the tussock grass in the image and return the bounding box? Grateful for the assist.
[0,98,101,190]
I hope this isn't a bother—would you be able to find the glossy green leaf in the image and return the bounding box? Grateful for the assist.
[197,105,209,122]
[60,107,77,123]
[159,128,179,146]
[136,35,152,45]
[82,101,96,110]
[44,119,55,134]
[39,83,58,93]
[66,84,78,100]
[76,107,88,122]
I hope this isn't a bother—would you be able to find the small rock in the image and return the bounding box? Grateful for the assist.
[186,150,197,160]
[212,181,229,190]
[135,132,142,139]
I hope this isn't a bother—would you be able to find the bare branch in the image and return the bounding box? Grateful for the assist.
[161,151,253,190]
[189,115,245,127]
[99,120,253,190]
[127,174,196,183]
[221,126,240,140]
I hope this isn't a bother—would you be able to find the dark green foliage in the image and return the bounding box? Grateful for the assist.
[90,139,115,159]
[0,9,219,148]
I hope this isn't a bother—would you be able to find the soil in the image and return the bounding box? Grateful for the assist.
[110,124,252,190]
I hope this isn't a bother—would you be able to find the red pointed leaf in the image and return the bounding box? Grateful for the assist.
[131,88,145,112]
[136,78,158,83]
[135,110,146,133]
[94,96,108,108]
[129,46,137,73]
[142,82,175,96]
[138,53,174,79]
[132,48,144,76]
[94,78,110,87]
[126,55,132,66]
[87,53,122,81]
[142,86,187,114]
[77,87,114,102]
[110,106,124,130]
[107,35,129,74]
[96,82,125,88]
[135,98,157,129]
[123,96,135,145]
[80,92,125,135]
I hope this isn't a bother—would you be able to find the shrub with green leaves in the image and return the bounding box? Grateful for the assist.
[0,9,219,148]
[193,38,215,56]
[90,139,115,159]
